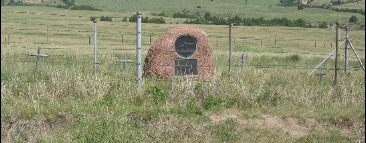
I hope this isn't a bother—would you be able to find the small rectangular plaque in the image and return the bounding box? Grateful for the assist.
[175,59,198,76]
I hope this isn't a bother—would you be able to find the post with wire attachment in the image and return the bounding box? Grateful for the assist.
[344,27,349,72]
[334,22,340,85]
[229,23,233,72]
[29,47,48,73]
[238,52,250,72]
[136,11,142,91]
[316,66,326,81]
[116,52,134,72]
[93,19,98,73]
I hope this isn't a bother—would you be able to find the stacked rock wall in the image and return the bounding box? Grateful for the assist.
[143,25,215,80]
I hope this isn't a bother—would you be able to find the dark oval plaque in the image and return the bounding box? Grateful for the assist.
[175,35,196,58]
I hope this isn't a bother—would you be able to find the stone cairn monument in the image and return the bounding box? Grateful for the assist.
[143,25,215,80]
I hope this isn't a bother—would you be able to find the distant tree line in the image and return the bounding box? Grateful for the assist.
[129,15,166,24]
[277,0,364,15]
[90,16,114,22]
[173,10,200,19]
[1,0,101,11]
[330,0,360,6]
[70,5,102,11]
[178,11,313,28]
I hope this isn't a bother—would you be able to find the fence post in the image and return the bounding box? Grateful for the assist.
[149,35,152,45]
[121,33,124,45]
[275,38,277,46]
[136,11,142,91]
[29,47,48,73]
[344,27,349,72]
[93,20,97,73]
[8,33,10,44]
[229,23,233,72]
[334,22,340,85]
[47,25,49,42]
[261,40,263,47]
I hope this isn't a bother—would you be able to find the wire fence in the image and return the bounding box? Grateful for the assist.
[2,25,365,88]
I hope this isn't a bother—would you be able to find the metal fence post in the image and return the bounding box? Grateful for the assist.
[344,27,349,72]
[29,47,48,73]
[116,52,134,72]
[229,23,233,72]
[136,11,142,90]
[93,20,97,73]
[334,22,340,85]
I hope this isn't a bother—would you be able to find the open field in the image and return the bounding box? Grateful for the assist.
[1,3,365,143]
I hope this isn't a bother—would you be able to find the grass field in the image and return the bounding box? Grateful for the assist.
[1,2,365,142]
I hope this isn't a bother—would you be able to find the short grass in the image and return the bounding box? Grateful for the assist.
[1,5,365,143]
[72,0,366,25]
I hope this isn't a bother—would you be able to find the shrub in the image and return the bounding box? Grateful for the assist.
[187,98,203,115]
[157,12,166,16]
[203,94,223,111]
[148,85,167,104]
[349,16,358,23]
[288,54,300,62]
[122,17,128,22]
[319,22,328,28]
[297,5,305,10]
[90,17,97,21]
[100,16,112,21]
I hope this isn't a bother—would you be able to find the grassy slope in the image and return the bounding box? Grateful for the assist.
[74,0,365,24]
[1,2,365,143]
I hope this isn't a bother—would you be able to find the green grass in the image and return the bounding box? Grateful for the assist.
[1,4,365,143]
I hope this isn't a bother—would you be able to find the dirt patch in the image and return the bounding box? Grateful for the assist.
[210,113,238,123]
[262,115,308,138]
[209,113,312,138]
